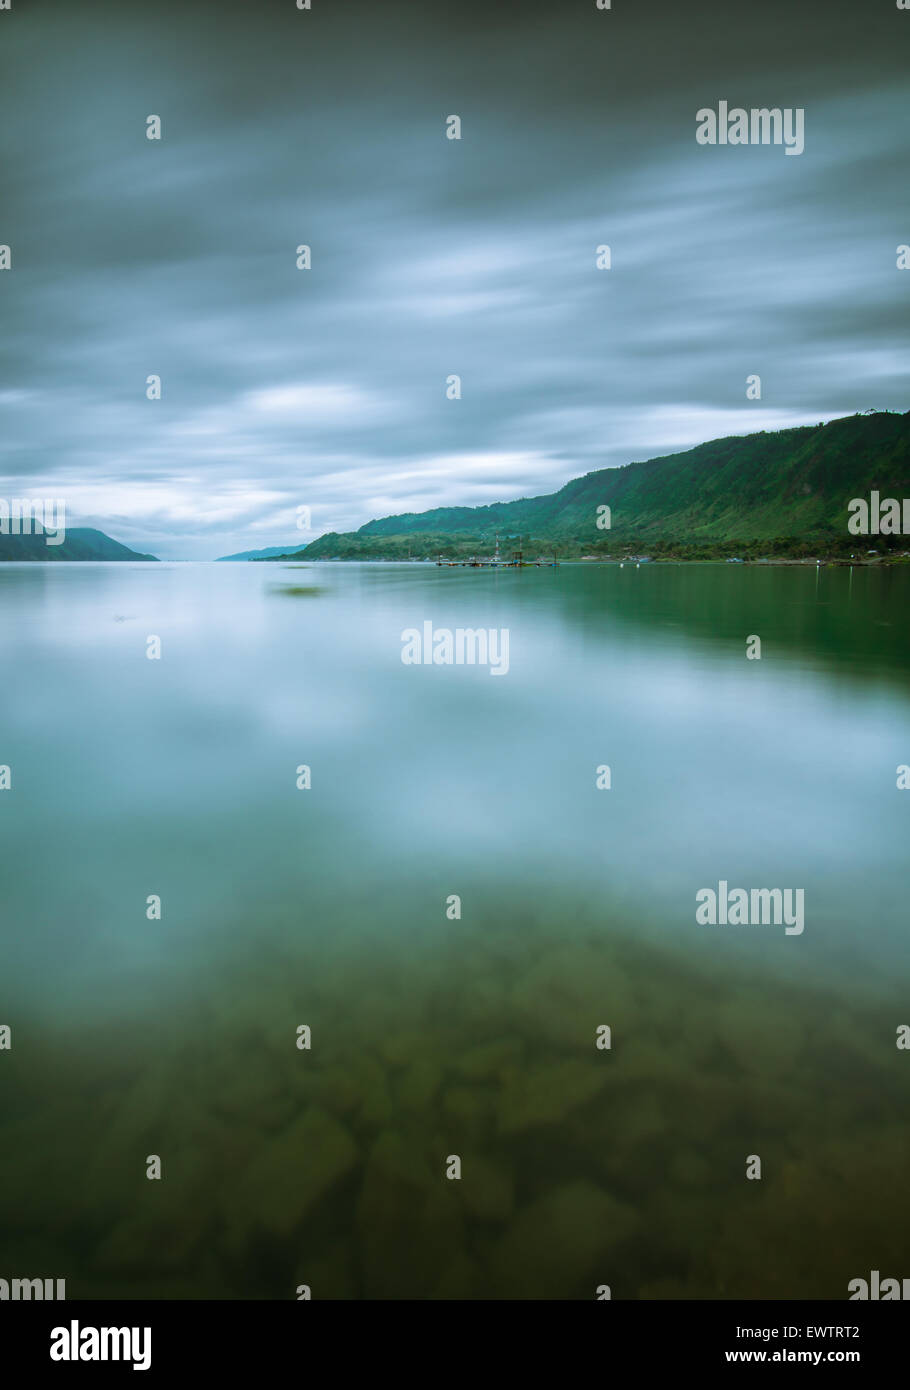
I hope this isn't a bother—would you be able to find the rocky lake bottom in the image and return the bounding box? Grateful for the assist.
[3,903,907,1300]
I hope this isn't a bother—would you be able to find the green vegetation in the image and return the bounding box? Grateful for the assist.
[270,411,910,562]
[0,527,157,562]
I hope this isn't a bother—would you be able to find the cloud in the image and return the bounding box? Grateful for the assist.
[0,0,905,557]
[244,383,387,422]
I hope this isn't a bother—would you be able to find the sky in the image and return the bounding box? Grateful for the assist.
[1,0,907,558]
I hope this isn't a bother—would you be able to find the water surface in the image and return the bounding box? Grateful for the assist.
[1,560,907,1298]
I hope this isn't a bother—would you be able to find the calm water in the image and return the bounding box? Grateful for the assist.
[1,560,908,1298]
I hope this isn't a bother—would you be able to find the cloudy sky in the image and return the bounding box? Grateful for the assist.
[1,0,906,558]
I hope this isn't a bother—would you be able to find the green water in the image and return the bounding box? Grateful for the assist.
[1,560,908,1299]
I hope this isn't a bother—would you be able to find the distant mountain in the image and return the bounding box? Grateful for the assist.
[216,543,307,561]
[0,526,158,561]
[285,411,910,560]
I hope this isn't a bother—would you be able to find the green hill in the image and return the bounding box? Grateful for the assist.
[289,411,910,560]
[0,526,158,561]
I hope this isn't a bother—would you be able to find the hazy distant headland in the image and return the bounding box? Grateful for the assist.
[241,411,910,565]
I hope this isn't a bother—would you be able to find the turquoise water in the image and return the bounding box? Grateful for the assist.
[1,560,908,1298]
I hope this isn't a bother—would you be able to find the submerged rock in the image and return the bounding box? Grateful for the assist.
[395,1056,443,1111]
[458,1155,515,1224]
[236,1106,358,1237]
[298,1239,359,1300]
[442,1084,498,1134]
[454,1037,523,1082]
[379,1029,428,1069]
[509,946,631,1049]
[429,1252,483,1299]
[669,1149,712,1189]
[346,1056,395,1131]
[356,1130,464,1298]
[210,1048,296,1132]
[489,1180,638,1298]
[712,996,805,1076]
[92,1207,212,1275]
[497,1060,606,1135]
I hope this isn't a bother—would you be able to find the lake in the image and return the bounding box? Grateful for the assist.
[1,559,908,1298]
